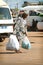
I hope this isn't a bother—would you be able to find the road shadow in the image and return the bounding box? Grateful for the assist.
[0,51,23,54]
[0,52,15,54]
[30,42,35,44]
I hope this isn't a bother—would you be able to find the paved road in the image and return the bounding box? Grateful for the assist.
[0,32,43,65]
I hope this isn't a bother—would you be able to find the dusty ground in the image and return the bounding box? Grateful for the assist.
[0,32,43,65]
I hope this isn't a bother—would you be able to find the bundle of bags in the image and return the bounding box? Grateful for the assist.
[6,34,31,51]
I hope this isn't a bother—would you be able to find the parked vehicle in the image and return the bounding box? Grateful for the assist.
[20,6,43,31]
[0,0,14,41]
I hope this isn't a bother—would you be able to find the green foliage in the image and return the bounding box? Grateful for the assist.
[38,1,43,5]
[38,13,43,17]
[14,8,19,11]
[22,1,29,7]
[39,14,43,17]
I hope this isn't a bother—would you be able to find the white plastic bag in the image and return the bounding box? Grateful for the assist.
[22,36,31,49]
[6,35,20,51]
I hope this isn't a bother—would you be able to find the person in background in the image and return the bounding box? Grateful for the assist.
[32,19,38,31]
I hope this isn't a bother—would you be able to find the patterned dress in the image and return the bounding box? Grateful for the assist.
[14,17,27,44]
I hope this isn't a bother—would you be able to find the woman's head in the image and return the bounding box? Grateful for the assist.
[22,13,28,19]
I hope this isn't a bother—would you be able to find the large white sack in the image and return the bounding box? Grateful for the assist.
[6,35,20,50]
[22,36,31,49]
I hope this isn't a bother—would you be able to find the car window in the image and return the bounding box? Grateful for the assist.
[0,8,11,19]
[29,10,39,16]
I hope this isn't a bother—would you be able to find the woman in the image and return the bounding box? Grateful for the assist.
[6,13,28,53]
[14,13,28,44]
[14,12,31,50]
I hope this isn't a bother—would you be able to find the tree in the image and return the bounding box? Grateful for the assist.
[22,1,29,7]
[38,1,43,5]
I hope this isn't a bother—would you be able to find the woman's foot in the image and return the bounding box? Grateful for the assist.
[15,50,22,53]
